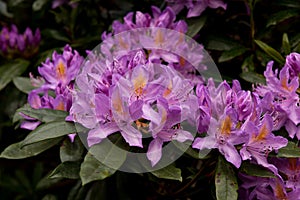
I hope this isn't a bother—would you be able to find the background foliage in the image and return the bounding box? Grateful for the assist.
[0,0,300,199]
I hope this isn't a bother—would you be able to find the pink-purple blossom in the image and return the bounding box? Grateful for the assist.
[0,24,40,58]
[20,45,84,141]
[166,0,227,18]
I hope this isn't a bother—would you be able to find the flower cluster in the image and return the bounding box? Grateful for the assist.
[239,158,300,199]
[100,6,208,90]
[166,0,227,18]
[0,24,41,59]
[14,3,300,199]
[193,54,300,161]
[70,50,196,166]
[21,45,83,138]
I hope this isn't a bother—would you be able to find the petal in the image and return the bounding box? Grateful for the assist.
[142,104,161,125]
[253,153,279,175]
[240,146,252,160]
[68,134,76,143]
[87,123,119,147]
[192,136,216,150]
[147,138,163,167]
[129,100,143,121]
[173,129,194,142]
[120,125,143,147]
[20,121,41,130]
[219,143,242,168]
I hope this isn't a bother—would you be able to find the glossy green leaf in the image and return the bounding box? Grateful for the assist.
[267,9,299,27]
[22,121,76,146]
[80,153,116,185]
[150,164,182,182]
[282,33,291,55]
[240,71,266,84]
[241,55,255,72]
[42,29,70,42]
[215,156,238,200]
[254,40,285,65]
[186,15,207,37]
[277,141,300,158]
[290,33,300,49]
[274,0,300,8]
[207,36,242,51]
[88,137,127,171]
[218,47,248,62]
[240,162,275,178]
[32,0,48,11]
[13,104,68,124]
[49,161,81,179]
[41,194,57,200]
[0,137,62,159]
[0,59,30,91]
[60,136,85,162]
[12,77,36,94]
[0,0,13,17]
[36,176,63,190]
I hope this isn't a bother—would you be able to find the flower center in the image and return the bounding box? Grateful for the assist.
[56,60,66,81]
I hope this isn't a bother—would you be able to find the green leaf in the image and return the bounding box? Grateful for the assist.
[274,0,300,8]
[277,141,300,158]
[88,137,127,171]
[0,137,62,159]
[150,164,182,182]
[13,104,68,124]
[186,15,207,37]
[218,47,248,62]
[215,156,238,200]
[266,9,299,27]
[0,59,30,91]
[240,162,275,178]
[36,176,63,190]
[207,36,242,51]
[290,33,300,49]
[240,71,266,84]
[282,33,291,55]
[254,40,285,65]
[42,29,70,42]
[80,153,116,185]
[60,136,85,162]
[22,121,76,146]
[41,194,57,200]
[32,0,48,11]
[12,77,36,94]
[0,0,13,17]
[49,161,81,179]
[241,55,255,72]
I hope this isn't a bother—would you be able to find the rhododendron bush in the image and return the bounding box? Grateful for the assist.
[0,0,300,199]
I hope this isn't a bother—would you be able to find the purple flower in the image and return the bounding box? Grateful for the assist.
[193,108,246,168]
[20,45,83,142]
[100,6,206,83]
[192,79,259,168]
[71,50,198,166]
[239,173,292,200]
[240,114,288,175]
[254,61,300,139]
[285,52,300,78]
[145,98,194,166]
[52,0,78,9]
[271,158,300,190]
[166,0,227,18]
[0,24,40,58]
[195,83,211,133]
[38,45,84,90]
